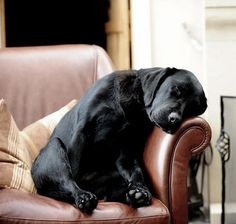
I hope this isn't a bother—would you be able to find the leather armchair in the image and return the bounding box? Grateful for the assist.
[0,44,211,224]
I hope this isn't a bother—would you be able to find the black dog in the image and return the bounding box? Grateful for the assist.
[31,67,207,213]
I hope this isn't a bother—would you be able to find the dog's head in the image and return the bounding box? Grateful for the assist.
[138,67,207,134]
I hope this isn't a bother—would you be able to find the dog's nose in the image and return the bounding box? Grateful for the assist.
[168,112,180,125]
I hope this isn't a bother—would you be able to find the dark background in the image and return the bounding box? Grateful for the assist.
[5,0,110,49]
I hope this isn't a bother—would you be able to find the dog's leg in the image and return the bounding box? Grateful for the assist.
[31,138,98,213]
[102,172,127,203]
[115,152,152,207]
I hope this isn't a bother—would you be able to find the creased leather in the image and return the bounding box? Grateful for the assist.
[0,45,113,129]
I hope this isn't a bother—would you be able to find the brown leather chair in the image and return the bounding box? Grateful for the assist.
[0,44,211,224]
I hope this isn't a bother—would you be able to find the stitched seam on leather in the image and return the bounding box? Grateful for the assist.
[190,124,211,155]
[157,198,171,219]
[93,45,98,83]
[168,124,209,224]
[0,215,169,223]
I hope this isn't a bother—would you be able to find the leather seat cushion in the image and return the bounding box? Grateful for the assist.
[0,189,170,224]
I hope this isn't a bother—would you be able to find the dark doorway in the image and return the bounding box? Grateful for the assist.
[4,0,110,49]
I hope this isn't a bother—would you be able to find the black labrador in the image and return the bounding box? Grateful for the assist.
[31,67,207,213]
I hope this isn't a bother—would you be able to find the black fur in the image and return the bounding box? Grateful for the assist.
[31,67,207,213]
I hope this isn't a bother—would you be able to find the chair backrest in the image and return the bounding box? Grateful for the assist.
[0,44,114,129]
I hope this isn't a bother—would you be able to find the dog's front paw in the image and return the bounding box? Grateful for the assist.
[126,183,152,208]
[75,191,98,213]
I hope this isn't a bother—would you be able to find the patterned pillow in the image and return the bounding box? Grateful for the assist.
[0,99,77,193]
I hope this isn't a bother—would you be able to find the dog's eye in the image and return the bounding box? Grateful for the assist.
[171,86,182,97]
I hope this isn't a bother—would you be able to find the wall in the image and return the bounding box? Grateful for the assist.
[149,0,205,85]
[130,0,152,69]
[131,0,205,84]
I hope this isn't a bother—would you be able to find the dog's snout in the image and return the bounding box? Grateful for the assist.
[168,112,180,125]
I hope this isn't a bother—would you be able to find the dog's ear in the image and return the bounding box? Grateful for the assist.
[138,67,177,107]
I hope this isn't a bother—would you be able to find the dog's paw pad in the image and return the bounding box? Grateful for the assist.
[126,184,152,207]
[75,191,98,213]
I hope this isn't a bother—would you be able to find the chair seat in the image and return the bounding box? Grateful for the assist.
[0,189,170,224]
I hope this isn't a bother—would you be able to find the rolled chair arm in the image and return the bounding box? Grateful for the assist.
[143,117,212,224]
